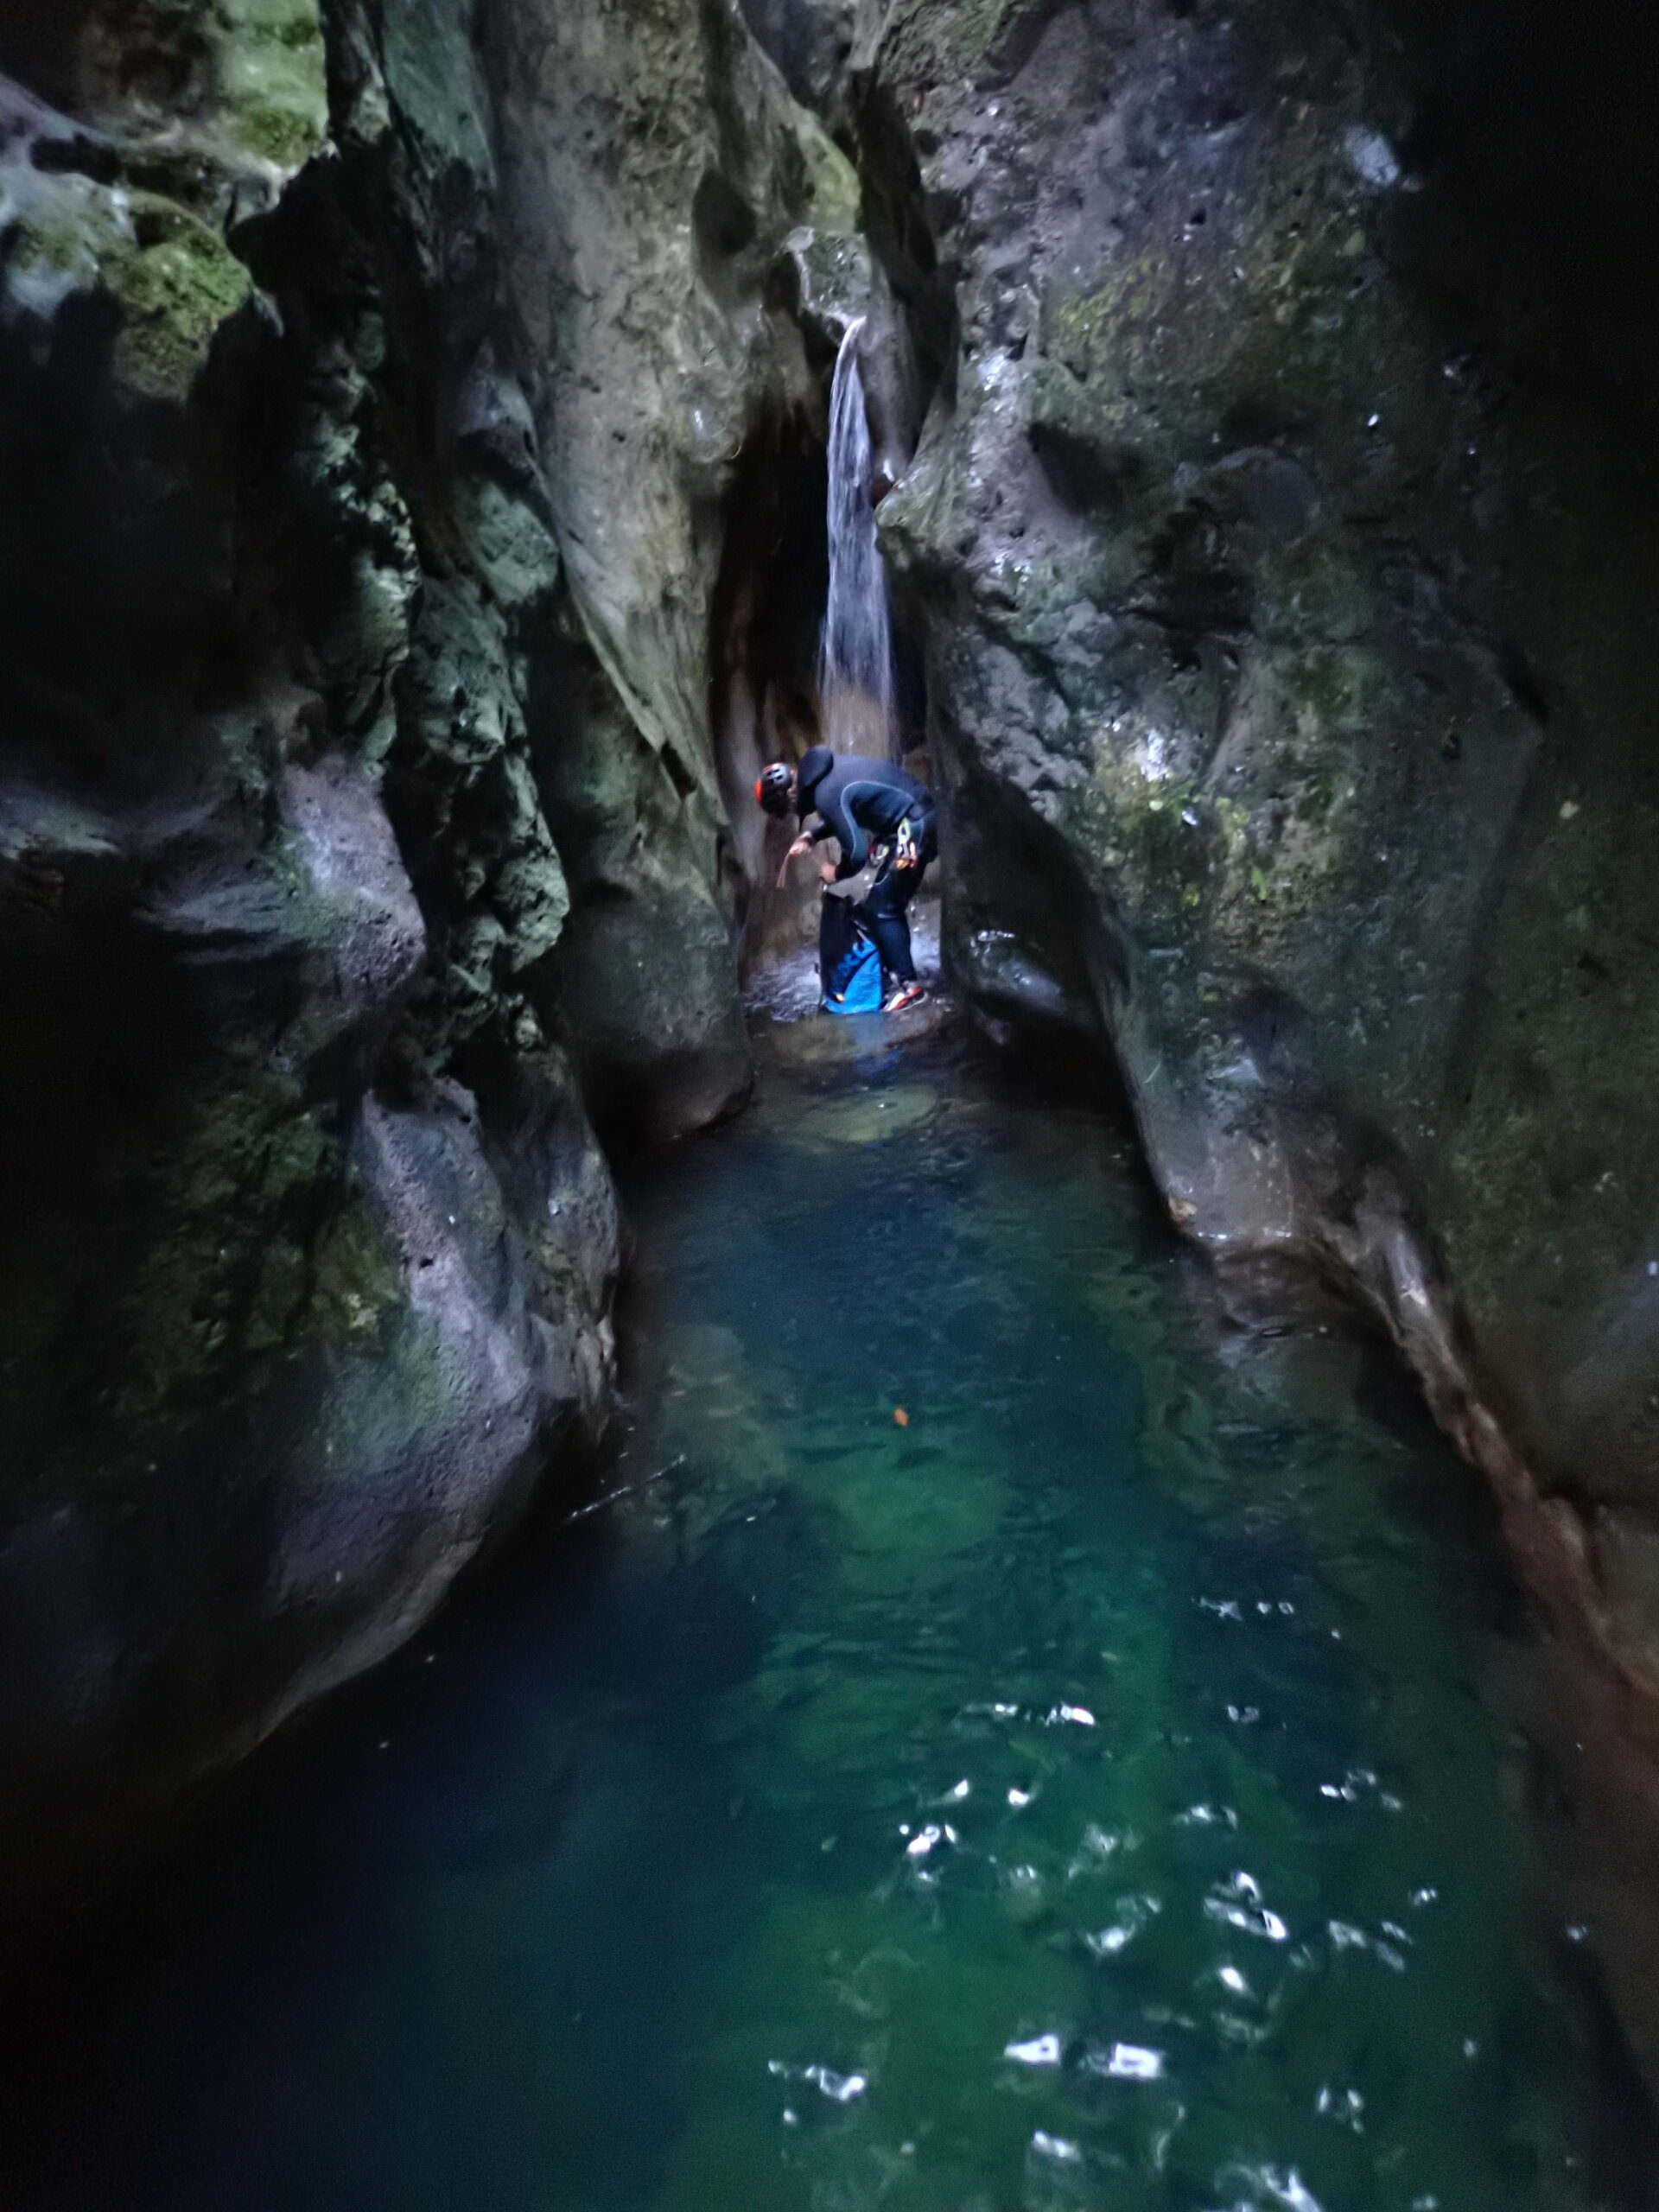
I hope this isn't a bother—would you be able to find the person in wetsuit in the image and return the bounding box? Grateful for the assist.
[756,745,937,1013]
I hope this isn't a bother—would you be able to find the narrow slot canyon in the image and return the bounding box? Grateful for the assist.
[3,1,1659,2204]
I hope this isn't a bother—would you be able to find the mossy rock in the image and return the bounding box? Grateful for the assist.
[878,0,1056,81]
[1435,792,1659,1489]
[213,0,328,172]
[117,1063,401,1430]
[67,0,327,176]
[8,175,253,399]
[105,192,254,397]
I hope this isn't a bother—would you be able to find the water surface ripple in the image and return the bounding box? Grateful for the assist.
[3,1027,1651,2209]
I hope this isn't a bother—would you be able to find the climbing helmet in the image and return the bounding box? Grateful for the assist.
[754,761,795,817]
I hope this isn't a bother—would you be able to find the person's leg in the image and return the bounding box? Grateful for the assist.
[861,809,936,992]
[818,888,855,1003]
[861,861,918,981]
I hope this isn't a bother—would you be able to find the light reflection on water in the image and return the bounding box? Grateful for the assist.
[1,1025,1652,2210]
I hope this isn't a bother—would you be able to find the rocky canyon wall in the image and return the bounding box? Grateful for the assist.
[0,0,874,1878]
[767,0,1659,2066]
[6,0,1659,2012]
[815,0,1659,1732]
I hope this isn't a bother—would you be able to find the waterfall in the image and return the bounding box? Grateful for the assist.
[817,320,897,759]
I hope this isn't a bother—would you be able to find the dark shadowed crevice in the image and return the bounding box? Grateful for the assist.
[707,397,830,968]
[936,735,1120,1067]
[844,74,958,421]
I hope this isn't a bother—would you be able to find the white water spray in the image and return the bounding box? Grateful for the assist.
[817,320,897,757]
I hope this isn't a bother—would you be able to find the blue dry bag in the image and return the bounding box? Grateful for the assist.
[819,893,883,1015]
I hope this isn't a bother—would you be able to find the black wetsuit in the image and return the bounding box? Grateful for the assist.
[798,747,937,983]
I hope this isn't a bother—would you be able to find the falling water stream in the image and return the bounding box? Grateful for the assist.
[817,320,897,756]
[1,1015,1652,2210]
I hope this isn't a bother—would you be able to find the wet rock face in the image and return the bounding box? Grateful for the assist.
[736,0,857,107]
[0,0,870,1872]
[790,0,1659,1693]
[481,0,831,1137]
[5,0,1658,1923]
[0,0,626,1873]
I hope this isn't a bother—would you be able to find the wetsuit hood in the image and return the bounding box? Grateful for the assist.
[796,745,834,816]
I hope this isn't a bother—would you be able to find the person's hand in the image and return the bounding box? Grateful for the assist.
[818,859,839,886]
[776,834,812,888]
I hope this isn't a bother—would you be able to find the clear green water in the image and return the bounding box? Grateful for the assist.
[3,1023,1651,2210]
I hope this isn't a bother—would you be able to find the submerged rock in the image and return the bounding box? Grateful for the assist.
[787,1082,942,1147]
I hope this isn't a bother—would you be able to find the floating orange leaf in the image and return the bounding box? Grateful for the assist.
[893,1407,910,1428]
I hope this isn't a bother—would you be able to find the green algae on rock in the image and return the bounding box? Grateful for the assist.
[214,0,328,171]
[107,192,254,397]
[0,0,921,1882]
[0,0,327,180]
[856,0,1659,1700]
